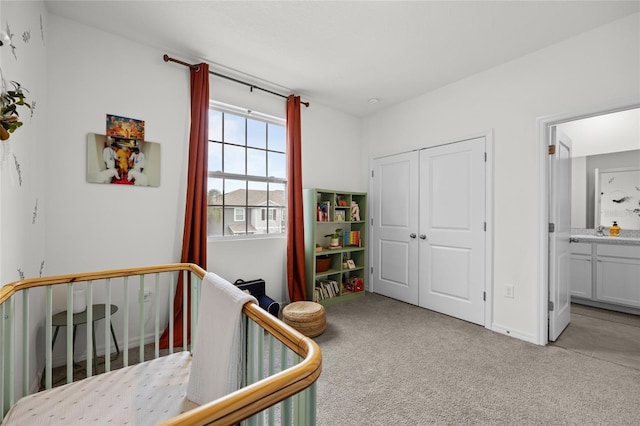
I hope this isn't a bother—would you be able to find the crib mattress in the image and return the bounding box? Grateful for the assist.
[3,351,198,425]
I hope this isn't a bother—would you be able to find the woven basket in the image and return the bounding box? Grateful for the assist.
[282,301,326,338]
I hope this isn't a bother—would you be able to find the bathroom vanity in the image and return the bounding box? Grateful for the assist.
[570,229,640,314]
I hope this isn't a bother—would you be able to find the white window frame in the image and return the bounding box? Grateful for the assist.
[234,208,245,222]
[207,101,287,240]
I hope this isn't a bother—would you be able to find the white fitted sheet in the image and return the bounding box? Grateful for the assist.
[3,351,198,425]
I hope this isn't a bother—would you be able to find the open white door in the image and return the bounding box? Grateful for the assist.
[548,127,572,341]
[370,151,419,304]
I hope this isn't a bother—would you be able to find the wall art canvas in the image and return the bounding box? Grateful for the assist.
[86,133,160,187]
[106,114,145,141]
[596,167,640,230]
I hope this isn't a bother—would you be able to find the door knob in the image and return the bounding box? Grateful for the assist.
[410,233,417,239]
[419,234,427,240]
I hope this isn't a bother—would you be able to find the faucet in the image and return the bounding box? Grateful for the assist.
[596,226,605,236]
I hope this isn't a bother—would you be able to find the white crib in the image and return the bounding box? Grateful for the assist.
[0,263,321,425]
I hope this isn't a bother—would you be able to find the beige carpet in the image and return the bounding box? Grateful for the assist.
[48,297,640,424]
[313,293,640,425]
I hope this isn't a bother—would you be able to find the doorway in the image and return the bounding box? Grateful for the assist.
[539,101,640,345]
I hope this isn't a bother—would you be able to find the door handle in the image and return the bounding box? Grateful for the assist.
[419,234,427,240]
[410,233,417,239]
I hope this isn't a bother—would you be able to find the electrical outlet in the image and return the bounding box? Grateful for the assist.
[143,290,152,302]
[504,285,514,298]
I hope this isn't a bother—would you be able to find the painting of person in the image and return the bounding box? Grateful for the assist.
[127,147,149,186]
[115,145,130,176]
[98,141,120,182]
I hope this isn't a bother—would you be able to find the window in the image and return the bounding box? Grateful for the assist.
[207,102,287,238]
[261,208,277,221]
[234,208,245,222]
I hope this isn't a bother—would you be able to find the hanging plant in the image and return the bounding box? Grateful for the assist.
[0,80,33,140]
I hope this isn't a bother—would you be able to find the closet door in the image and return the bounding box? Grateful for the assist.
[370,151,419,304]
[418,138,486,325]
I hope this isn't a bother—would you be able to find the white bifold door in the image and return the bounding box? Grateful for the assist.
[371,137,486,325]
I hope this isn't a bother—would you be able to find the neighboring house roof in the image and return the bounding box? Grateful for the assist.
[218,189,285,207]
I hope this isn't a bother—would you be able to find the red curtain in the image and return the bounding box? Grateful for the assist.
[286,95,307,302]
[160,63,209,348]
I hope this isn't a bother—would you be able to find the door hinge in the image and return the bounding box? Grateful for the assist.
[549,223,555,233]
[548,145,556,155]
[548,301,554,311]
[371,170,374,178]
[371,218,373,226]
[484,222,486,231]
[483,291,486,301]
[370,267,373,275]
[484,152,487,162]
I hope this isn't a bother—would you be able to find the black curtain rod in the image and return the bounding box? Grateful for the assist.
[163,54,310,107]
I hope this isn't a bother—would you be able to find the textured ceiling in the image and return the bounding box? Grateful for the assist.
[44,0,639,117]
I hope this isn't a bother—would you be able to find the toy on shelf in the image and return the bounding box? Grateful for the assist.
[350,201,360,221]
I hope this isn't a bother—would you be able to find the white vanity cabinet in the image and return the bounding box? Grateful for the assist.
[595,244,640,308]
[570,243,593,299]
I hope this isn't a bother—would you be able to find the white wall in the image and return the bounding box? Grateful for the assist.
[45,13,361,316]
[361,14,640,343]
[0,0,49,394]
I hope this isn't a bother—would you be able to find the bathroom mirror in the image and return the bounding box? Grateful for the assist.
[595,167,640,230]
[86,133,161,187]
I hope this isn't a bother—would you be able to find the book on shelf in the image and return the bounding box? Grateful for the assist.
[314,279,340,301]
[317,201,331,222]
[343,230,361,246]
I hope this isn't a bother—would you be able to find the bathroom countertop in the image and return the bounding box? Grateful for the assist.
[571,228,640,246]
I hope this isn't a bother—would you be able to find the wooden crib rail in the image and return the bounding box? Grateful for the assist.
[1,263,322,425]
[0,263,207,301]
[163,301,322,426]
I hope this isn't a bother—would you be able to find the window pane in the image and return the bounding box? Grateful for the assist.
[248,181,267,235]
[247,147,266,177]
[224,144,245,174]
[208,141,222,173]
[209,110,222,141]
[269,183,285,236]
[247,119,266,149]
[224,179,246,205]
[268,208,285,235]
[268,151,286,178]
[208,178,223,206]
[224,113,245,145]
[269,182,286,208]
[268,123,285,152]
[207,206,223,237]
[224,207,241,236]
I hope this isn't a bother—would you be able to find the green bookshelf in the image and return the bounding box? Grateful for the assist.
[303,189,367,306]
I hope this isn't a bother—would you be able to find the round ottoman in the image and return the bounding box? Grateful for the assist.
[282,301,326,338]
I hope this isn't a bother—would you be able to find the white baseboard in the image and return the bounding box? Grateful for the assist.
[490,322,539,345]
